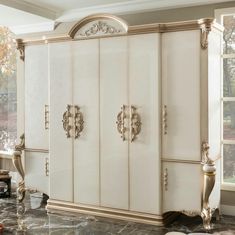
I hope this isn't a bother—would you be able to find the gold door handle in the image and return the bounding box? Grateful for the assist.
[62,105,73,138]
[163,168,168,191]
[130,106,141,142]
[74,105,84,139]
[162,105,167,135]
[45,158,49,176]
[44,105,49,130]
[116,105,127,141]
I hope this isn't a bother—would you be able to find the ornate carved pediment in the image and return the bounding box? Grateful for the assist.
[69,14,128,39]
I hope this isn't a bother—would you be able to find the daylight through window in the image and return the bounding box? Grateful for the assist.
[223,14,235,184]
[0,27,17,152]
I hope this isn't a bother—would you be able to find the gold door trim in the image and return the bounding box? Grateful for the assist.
[47,199,163,226]
[24,148,49,153]
[161,158,201,164]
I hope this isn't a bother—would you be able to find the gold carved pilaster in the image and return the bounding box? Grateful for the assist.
[201,141,216,230]
[16,39,25,61]
[12,134,26,202]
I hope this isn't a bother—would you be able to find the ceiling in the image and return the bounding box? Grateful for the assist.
[0,0,233,34]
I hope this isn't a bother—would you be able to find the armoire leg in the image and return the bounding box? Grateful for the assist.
[201,142,216,230]
[12,134,26,202]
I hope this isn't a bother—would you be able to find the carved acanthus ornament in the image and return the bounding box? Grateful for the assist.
[79,21,121,37]
[200,23,212,50]
[16,39,25,61]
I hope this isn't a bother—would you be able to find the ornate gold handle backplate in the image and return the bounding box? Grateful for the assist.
[130,106,142,142]
[116,105,142,142]
[62,105,84,139]
[116,105,127,141]
[62,105,73,138]
[74,105,84,139]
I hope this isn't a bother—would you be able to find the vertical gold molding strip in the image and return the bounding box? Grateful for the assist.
[127,36,130,211]
[98,39,101,206]
[71,42,74,203]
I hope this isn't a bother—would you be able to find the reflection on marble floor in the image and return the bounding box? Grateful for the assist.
[0,193,235,234]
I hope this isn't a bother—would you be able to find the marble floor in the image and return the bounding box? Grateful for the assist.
[0,193,235,235]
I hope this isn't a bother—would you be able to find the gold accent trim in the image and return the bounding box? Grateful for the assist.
[74,105,84,139]
[24,148,49,153]
[12,134,26,202]
[116,105,127,141]
[47,199,163,226]
[69,14,128,39]
[62,104,73,138]
[201,142,216,230]
[18,18,222,46]
[161,158,201,164]
[130,106,142,142]
[16,39,25,61]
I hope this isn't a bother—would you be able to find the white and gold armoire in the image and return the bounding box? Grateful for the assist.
[14,14,222,229]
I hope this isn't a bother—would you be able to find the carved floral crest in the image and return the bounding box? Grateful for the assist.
[79,21,121,37]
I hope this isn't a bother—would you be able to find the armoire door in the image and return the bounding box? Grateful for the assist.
[129,33,161,214]
[49,42,73,201]
[25,44,48,150]
[73,39,100,205]
[25,44,49,194]
[100,36,129,209]
[162,30,201,161]
[162,162,202,212]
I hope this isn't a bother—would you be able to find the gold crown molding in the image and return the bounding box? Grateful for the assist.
[68,14,129,39]
[47,199,163,226]
[17,17,222,47]
[16,39,25,61]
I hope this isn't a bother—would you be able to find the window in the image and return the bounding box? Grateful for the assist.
[215,7,235,189]
[0,27,17,153]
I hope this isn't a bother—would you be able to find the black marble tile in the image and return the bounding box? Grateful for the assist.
[0,193,234,235]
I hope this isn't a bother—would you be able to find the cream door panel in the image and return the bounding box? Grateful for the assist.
[25,152,49,194]
[100,37,129,210]
[25,45,48,150]
[163,162,202,213]
[73,40,99,205]
[129,34,161,214]
[49,42,73,202]
[162,30,201,161]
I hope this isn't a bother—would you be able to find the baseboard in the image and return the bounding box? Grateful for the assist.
[221,204,235,216]
[47,199,164,226]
